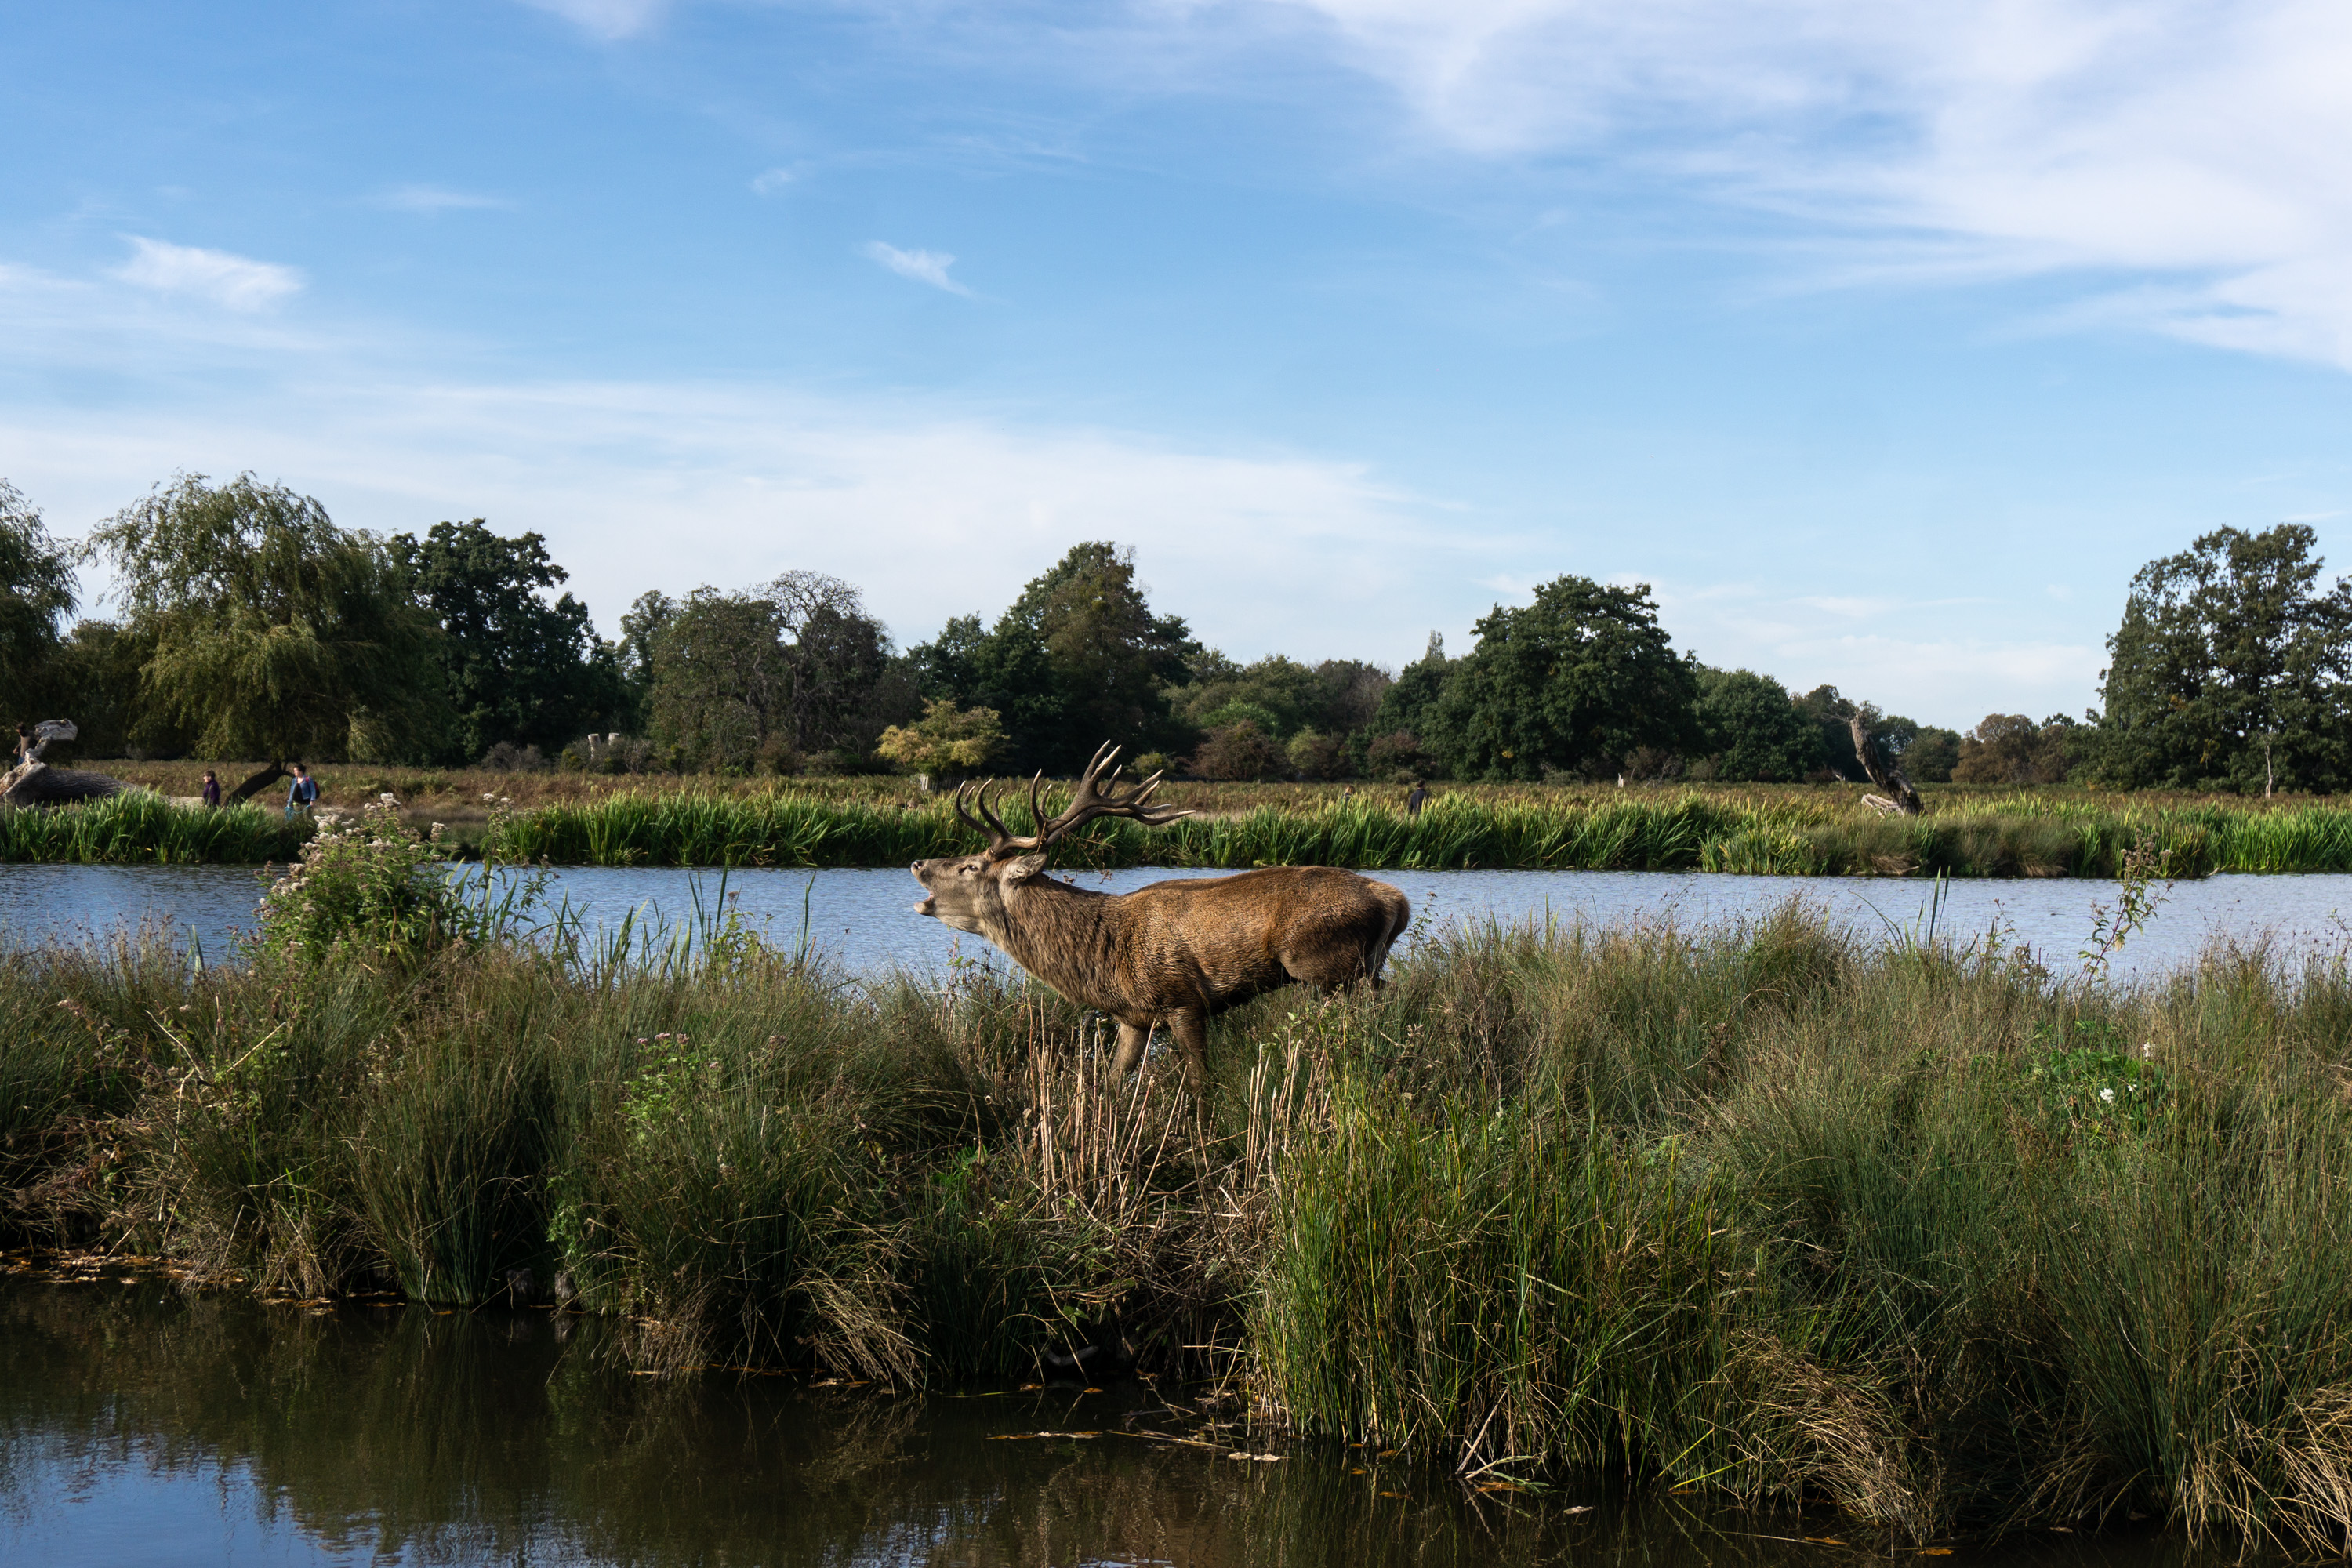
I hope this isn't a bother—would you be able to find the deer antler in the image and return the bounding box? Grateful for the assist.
[952,778,1016,852]
[953,742,1194,861]
[1032,742,1194,849]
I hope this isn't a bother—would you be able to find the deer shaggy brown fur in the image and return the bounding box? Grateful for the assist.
[911,745,1411,1078]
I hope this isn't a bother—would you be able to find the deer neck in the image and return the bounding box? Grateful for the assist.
[985,875,1132,1007]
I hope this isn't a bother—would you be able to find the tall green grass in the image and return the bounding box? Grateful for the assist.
[12,779,2352,875]
[17,912,2352,1544]
[488,783,2352,876]
[0,792,307,863]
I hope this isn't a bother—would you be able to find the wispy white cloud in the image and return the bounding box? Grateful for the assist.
[1797,595,1895,621]
[1249,0,2352,368]
[1647,576,2106,723]
[0,378,1458,670]
[750,167,797,196]
[860,241,972,296]
[0,222,2120,722]
[374,184,511,214]
[111,237,302,312]
[516,0,666,41]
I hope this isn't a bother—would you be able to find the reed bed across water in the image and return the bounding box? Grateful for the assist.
[486,785,2352,877]
[19,779,2352,875]
[10,909,2352,1548]
[0,791,304,864]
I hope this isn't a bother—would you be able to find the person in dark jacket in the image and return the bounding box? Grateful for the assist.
[1405,782,1428,819]
[200,770,222,808]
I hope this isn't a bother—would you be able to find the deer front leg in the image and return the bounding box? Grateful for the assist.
[1111,1019,1153,1076]
[1167,1007,1210,1082]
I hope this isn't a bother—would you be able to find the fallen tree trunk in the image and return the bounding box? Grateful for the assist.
[1849,713,1923,817]
[227,764,288,805]
[1,762,132,808]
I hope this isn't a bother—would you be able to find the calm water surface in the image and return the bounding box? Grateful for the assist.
[3,862,2350,981]
[0,1267,2259,1568]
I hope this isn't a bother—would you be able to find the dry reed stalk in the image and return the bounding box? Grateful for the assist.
[1730,1330,1938,1538]
[2264,1384,2352,1552]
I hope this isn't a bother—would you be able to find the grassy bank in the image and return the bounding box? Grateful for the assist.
[0,791,306,864]
[20,780,2352,874]
[10,911,2352,1548]
[485,784,2352,877]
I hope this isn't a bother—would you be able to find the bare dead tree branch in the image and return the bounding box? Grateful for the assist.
[1850,712,1924,817]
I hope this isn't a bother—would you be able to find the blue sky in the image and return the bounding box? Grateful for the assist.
[4,0,2350,728]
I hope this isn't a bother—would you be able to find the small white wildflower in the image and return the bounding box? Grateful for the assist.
[2140,1041,2157,1059]
[2098,1087,2117,1104]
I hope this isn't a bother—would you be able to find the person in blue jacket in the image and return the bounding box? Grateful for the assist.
[285,764,319,817]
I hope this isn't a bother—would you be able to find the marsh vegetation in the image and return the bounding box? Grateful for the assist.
[28,768,2352,877]
[9,838,2352,1549]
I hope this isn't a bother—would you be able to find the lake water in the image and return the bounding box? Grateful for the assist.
[0,1264,2256,1567]
[2,862,2349,982]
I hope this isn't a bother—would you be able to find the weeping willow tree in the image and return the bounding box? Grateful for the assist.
[0,478,77,695]
[89,474,444,799]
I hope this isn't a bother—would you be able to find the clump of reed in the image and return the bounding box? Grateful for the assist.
[17,908,2352,1548]
[0,791,307,864]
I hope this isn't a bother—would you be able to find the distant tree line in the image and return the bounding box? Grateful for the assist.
[0,470,2339,793]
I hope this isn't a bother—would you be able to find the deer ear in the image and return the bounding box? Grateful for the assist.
[1002,852,1051,884]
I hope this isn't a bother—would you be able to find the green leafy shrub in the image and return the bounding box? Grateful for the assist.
[248,798,538,967]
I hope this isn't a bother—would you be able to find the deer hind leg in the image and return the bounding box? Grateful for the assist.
[1111,1019,1153,1077]
[1363,898,1413,988]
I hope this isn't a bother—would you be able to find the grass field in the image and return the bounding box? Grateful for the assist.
[9,907,2352,1547]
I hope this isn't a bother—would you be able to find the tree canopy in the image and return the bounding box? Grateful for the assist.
[1694,668,1819,782]
[22,482,2113,789]
[2089,524,2352,793]
[876,699,1005,776]
[1428,577,1700,781]
[390,519,624,762]
[910,543,1196,774]
[0,479,77,700]
[1953,714,2078,785]
[641,573,911,772]
[87,474,441,768]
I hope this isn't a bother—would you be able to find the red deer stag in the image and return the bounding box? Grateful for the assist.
[911,743,1411,1079]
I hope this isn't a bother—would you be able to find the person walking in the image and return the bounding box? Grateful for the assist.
[1405,782,1428,819]
[200,770,221,808]
[285,764,319,818]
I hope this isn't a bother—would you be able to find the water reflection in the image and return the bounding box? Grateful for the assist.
[0,1272,2252,1568]
[5,862,2352,984]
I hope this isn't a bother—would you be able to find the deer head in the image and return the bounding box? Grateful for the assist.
[912,742,1194,933]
